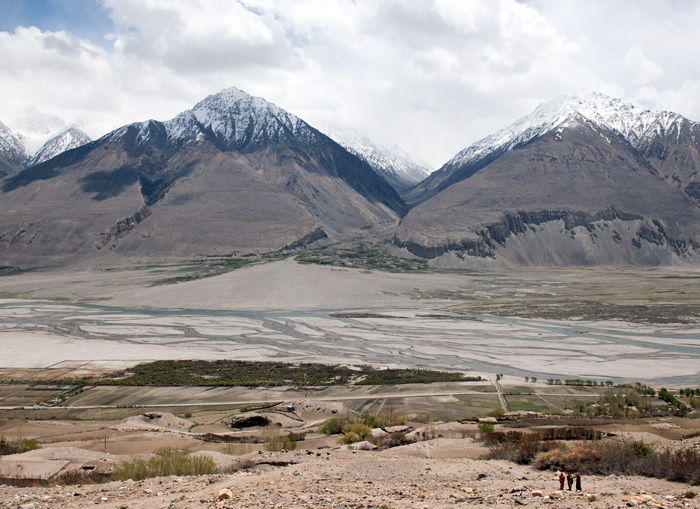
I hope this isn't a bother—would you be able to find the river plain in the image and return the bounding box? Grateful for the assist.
[1,259,699,385]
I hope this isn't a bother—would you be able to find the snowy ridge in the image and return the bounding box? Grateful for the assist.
[447,92,692,169]
[0,121,26,164]
[0,108,91,171]
[165,87,320,150]
[103,87,321,152]
[28,126,92,166]
[320,125,431,186]
[11,107,70,156]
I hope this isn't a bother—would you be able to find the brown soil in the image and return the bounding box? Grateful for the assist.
[1,445,697,508]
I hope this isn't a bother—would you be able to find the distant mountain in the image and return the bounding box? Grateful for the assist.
[0,121,25,177]
[13,107,69,156]
[319,125,431,193]
[397,93,700,267]
[0,87,406,267]
[28,126,92,167]
[0,108,91,174]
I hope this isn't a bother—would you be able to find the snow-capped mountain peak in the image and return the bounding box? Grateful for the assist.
[165,86,319,151]
[0,120,26,164]
[447,92,689,169]
[319,124,431,191]
[28,126,92,166]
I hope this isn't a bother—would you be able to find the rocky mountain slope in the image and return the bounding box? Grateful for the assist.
[320,125,431,193]
[0,120,26,177]
[0,87,406,267]
[397,93,700,267]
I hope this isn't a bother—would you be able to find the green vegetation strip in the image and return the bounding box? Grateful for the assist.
[97,360,478,387]
[468,301,700,324]
[295,243,429,271]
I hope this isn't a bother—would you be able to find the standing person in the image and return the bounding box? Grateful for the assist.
[575,473,582,491]
[567,472,573,490]
[559,472,565,490]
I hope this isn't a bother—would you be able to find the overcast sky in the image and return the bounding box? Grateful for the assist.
[1,0,699,168]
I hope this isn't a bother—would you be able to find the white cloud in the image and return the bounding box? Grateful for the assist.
[625,45,663,85]
[1,0,699,168]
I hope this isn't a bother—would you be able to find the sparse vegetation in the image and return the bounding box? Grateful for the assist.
[112,448,217,481]
[262,425,298,451]
[98,360,475,387]
[486,431,700,485]
[0,437,40,455]
[295,243,429,271]
[478,421,495,436]
[465,301,700,324]
[658,387,687,411]
[148,258,263,286]
[339,423,372,444]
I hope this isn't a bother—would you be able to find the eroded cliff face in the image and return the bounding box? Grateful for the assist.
[395,209,699,267]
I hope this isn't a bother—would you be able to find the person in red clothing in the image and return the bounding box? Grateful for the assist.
[559,472,565,490]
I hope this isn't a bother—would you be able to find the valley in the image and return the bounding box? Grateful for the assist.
[1,258,698,384]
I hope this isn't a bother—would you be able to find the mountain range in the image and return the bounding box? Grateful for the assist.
[1,89,699,268]
[0,108,91,176]
[0,87,405,266]
[397,93,700,267]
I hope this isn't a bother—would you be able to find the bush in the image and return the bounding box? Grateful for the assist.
[531,441,700,485]
[487,408,505,419]
[339,423,372,444]
[380,431,414,449]
[486,431,559,465]
[319,414,357,435]
[361,412,386,429]
[0,437,40,455]
[478,422,495,436]
[112,448,216,481]
[388,413,407,426]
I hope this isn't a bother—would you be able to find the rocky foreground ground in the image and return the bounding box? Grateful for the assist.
[1,442,698,509]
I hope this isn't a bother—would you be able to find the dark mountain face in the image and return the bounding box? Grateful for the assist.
[633,119,700,207]
[396,116,700,267]
[0,87,406,267]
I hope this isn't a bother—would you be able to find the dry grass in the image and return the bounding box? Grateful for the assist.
[112,448,217,481]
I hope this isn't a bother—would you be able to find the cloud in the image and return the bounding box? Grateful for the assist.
[1,0,700,168]
[625,45,663,85]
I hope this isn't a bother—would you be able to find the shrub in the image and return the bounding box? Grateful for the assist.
[340,423,372,444]
[487,408,505,419]
[319,415,355,435]
[112,448,216,481]
[340,431,362,445]
[261,425,298,451]
[388,413,407,426]
[0,438,41,455]
[478,422,495,436]
[485,432,557,464]
[380,431,413,449]
[530,441,700,485]
[361,412,386,429]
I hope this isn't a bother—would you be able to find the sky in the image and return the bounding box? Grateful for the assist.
[1,0,700,168]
